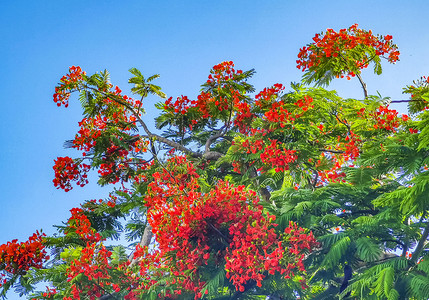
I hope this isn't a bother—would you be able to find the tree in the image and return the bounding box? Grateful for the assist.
[1,24,428,299]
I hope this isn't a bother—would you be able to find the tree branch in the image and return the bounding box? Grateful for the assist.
[333,113,351,133]
[338,53,368,99]
[94,281,120,300]
[207,222,229,247]
[319,148,345,154]
[338,209,379,219]
[205,127,227,154]
[411,221,429,264]
[84,86,204,158]
[356,73,368,99]
[128,225,153,267]
[390,99,427,103]
[380,239,407,255]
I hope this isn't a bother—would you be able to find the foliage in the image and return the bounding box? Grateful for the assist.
[1,24,429,300]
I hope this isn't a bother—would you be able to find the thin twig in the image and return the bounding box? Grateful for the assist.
[207,222,229,247]
[390,99,427,103]
[355,73,368,99]
[319,148,345,154]
[338,53,368,99]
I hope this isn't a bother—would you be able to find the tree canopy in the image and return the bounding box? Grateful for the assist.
[1,24,429,300]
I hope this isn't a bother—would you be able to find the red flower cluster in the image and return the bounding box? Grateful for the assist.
[259,95,314,129]
[317,165,346,185]
[294,96,314,112]
[198,62,245,117]
[72,101,138,152]
[53,66,85,108]
[282,222,318,277]
[260,139,298,172]
[75,128,144,185]
[409,128,418,134]
[233,101,254,133]
[164,95,197,115]
[73,117,104,153]
[41,286,57,298]
[225,218,318,291]
[314,153,346,185]
[65,243,112,300]
[255,83,285,108]
[371,105,401,131]
[65,208,102,243]
[263,99,293,127]
[97,144,132,183]
[193,91,212,119]
[53,67,147,187]
[161,62,249,130]
[0,231,49,278]
[342,132,362,160]
[297,24,400,79]
[137,156,317,298]
[254,84,292,128]
[209,61,242,84]
[60,205,142,299]
[232,137,299,174]
[53,156,90,191]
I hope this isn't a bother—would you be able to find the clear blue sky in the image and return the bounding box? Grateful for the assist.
[1,0,428,297]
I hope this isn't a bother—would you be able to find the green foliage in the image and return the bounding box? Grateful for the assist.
[129,67,166,99]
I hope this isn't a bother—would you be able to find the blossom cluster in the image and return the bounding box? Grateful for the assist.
[255,83,285,107]
[263,98,293,126]
[0,231,49,286]
[73,117,104,154]
[296,24,400,79]
[358,105,405,132]
[164,95,197,115]
[41,286,57,298]
[232,136,299,174]
[371,105,401,131]
[53,66,85,108]
[65,207,102,243]
[60,205,143,299]
[53,156,90,192]
[138,156,317,297]
[316,156,347,185]
[294,95,315,112]
[199,67,245,116]
[233,100,254,133]
[64,243,113,300]
[161,61,249,130]
[260,139,298,172]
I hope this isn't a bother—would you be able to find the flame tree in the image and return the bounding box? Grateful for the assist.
[1,24,429,299]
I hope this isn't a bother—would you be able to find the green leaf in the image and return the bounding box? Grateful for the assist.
[200,268,226,296]
[355,237,382,262]
[374,267,394,298]
[322,236,351,269]
[388,288,399,300]
[410,274,429,298]
[60,247,83,262]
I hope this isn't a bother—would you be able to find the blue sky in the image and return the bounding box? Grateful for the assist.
[1,0,429,297]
